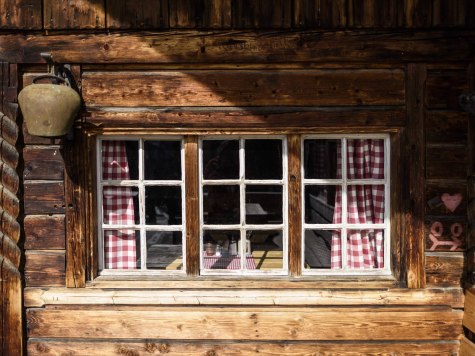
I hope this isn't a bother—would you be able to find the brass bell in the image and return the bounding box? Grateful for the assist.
[18,74,81,137]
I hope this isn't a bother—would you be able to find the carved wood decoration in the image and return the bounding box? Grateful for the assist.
[0,62,22,355]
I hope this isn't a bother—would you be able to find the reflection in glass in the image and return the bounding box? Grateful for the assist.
[347,185,385,224]
[245,185,283,224]
[146,231,183,270]
[202,140,239,180]
[144,140,181,180]
[304,139,341,179]
[303,229,337,269]
[145,186,182,225]
[103,186,139,225]
[248,230,283,270]
[202,230,242,270]
[203,185,240,224]
[103,229,140,269]
[304,185,340,224]
[245,139,282,180]
[102,140,139,180]
[347,230,384,269]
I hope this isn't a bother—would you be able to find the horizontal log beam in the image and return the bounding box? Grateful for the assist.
[24,287,465,308]
[26,307,463,340]
[1,30,475,64]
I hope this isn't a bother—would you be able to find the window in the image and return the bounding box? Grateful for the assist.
[97,134,390,277]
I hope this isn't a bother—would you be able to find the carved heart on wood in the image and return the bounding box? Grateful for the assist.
[441,193,462,212]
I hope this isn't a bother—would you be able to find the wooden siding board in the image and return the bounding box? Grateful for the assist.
[425,111,468,144]
[170,0,231,28]
[24,181,65,215]
[43,0,105,29]
[25,251,65,287]
[425,70,469,110]
[0,0,42,29]
[2,31,475,64]
[82,70,405,107]
[426,146,467,180]
[26,307,463,340]
[232,0,291,29]
[26,340,461,356]
[23,147,64,181]
[106,0,169,29]
[24,215,66,250]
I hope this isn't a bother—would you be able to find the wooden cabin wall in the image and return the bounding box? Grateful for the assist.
[0,0,474,355]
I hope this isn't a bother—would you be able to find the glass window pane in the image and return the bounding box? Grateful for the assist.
[203,185,240,224]
[346,139,385,179]
[304,185,341,224]
[102,140,139,180]
[202,140,239,180]
[202,230,242,270]
[145,186,182,225]
[347,185,385,224]
[248,230,283,270]
[347,230,384,269]
[103,229,140,269]
[144,140,181,180]
[304,229,339,269]
[245,139,282,180]
[304,139,341,179]
[103,186,139,225]
[245,185,283,224]
[146,231,183,270]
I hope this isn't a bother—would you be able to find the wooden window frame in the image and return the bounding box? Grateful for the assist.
[69,128,402,286]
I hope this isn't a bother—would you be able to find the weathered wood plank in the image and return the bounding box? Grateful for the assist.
[404,63,426,288]
[425,70,469,110]
[170,0,231,28]
[23,287,465,308]
[85,108,406,129]
[0,0,42,29]
[2,31,475,64]
[24,181,65,215]
[405,0,433,28]
[425,252,464,275]
[432,0,466,28]
[106,0,169,29]
[425,111,468,144]
[460,336,475,356]
[27,339,461,356]
[232,0,291,28]
[24,215,65,250]
[185,136,199,276]
[349,0,404,28]
[25,250,65,287]
[23,146,64,181]
[463,288,475,332]
[43,0,105,29]
[426,146,467,179]
[82,70,405,107]
[288,134,301,276]
[26,307,463,340]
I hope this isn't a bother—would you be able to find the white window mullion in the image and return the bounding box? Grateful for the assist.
[139,139,146,270]
[239,138,246,271]
[97,138,105,271]
[341,138,348,271]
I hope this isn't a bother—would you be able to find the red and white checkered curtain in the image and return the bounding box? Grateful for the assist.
[102,141,137,269]
[331,139,385,269]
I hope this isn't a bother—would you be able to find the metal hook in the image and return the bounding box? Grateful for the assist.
[40,52,55,76]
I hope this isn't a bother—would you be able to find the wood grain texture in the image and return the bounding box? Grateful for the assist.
[426,146,467,180]
[170,0,231,28]
[24,181,65,215]
[232,0,291,28]
[287,134,301,276]
[2,31,475,64]
[25,250,65,287]
[23,146,64,180]
[24,215,65,250]
[26,339,461,356]
[85,108,406,130]
[463,288,475,332]
[425,70,469,110]
[106,0,169,29]
[23,287,465,308]
[404,63,426,288]
[460,336,475,356]
[82,70,405,107]
[26,307,463,340]
[0,0,42,29]
[425,111,468,144]
[43,0,105,29]
[185,136,199,276]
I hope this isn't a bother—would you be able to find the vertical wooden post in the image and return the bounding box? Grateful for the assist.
[405,63,427,289]
[288,134,302,276]
[0,62,22,355]
[466,62,475,286]
[185,136,199,276]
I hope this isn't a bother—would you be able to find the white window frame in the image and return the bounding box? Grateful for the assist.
[199,135,289,276]
[97,135,186,276]
[301,134,391,276]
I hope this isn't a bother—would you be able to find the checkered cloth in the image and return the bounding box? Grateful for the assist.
[203,255,257,270]
[102,141,137,269]
[331,139,385,269]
